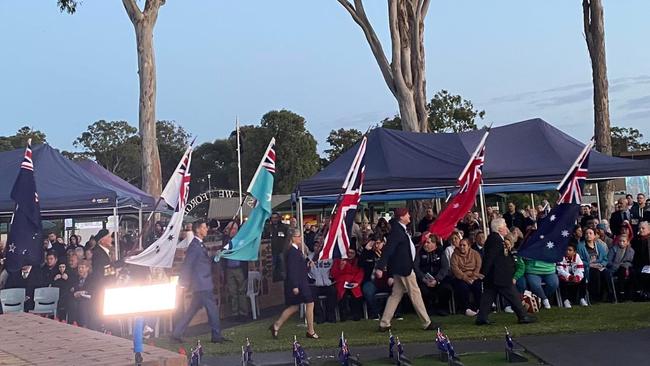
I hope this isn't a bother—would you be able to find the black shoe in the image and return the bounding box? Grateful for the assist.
[211,336,232,344]
[378,325,391,332]
[435,309,450,317]
[169,336,184,344]
[424,322,441,331]
[518,316,537,324]
[475,319,493,326]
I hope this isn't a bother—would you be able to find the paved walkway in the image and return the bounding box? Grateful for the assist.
[0,312,186,366]
[518,328,650,366]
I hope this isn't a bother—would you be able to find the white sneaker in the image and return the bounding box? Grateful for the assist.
[579,298,589,307]
[504,306,514,313]
[563,299,572,308]
[542,299,551,309]
[465,309,477,317]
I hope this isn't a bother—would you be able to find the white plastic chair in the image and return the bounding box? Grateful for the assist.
[247,271,262,320]
[0,288,26,313]
[29,287,59,317]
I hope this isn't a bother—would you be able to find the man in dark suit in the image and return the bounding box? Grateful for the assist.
[375,208,438,332]
[630,193,650,233]
[171,220,228,343]
[4,263,43,311]
[476,218,536,325]
[610,197,631,236]
[503,202,526,233]
[90,229,117,330]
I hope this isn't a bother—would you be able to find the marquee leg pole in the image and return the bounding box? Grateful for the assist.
[113,206,120,259]
[595,183,602,221]
[138,204,143,251]
[479,185,488,234]
[298,196,305,256]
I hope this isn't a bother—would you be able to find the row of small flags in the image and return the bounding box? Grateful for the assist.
[177,327,521,365]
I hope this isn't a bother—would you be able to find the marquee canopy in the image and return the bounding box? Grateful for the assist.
[0,144,154,216]
[296,118,650,202]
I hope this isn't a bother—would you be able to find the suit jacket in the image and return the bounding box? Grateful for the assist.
[377,219,415,277]
[609,210,630,236]
[180,238,214,292]
[630,203,650,228]
[91,245,113,282]
[481,232,516,287]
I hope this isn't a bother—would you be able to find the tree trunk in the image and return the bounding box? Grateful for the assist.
[338,0,429,132]
[583,0,614,218]
[136,22,162,198]
[123,0,164,198]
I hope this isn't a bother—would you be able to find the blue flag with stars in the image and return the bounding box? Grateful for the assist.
[5,139,43,272]
[518,139,593,263]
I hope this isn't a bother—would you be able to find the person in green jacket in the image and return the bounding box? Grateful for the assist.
[523,257,559,309]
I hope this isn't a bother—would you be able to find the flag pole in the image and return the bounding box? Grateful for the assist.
[556,138,595,192]
[230,138,275,223]
[237,117,243,225]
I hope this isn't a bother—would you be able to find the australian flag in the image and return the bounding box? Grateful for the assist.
[292,337,309,366]
[319,136,367,260]
[505,327,514,351]
[242,338,253,363]
[338,332,350,365]
[388,331,395,358]
[435,328,448,353]
[5,139,42,272]
[518,139,594,263]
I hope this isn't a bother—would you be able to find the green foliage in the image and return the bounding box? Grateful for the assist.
[380,115,402,130]
[57,0,77,14]
[611,126,650,156]
[156,120,190,183]
[259,110,320,194]
[73,120,141,184]
[72,120,190,186]
[191,139,237,196]
[380,90,485,133]
[0,126,48,152]
[428,89,485,133]
[324,128,363,163]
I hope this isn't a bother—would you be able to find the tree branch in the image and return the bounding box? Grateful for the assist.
[337,0,397,96]
[388,0,408,95]
[144,0,165,25]
[122,0,143,24]
[582,0,592,49]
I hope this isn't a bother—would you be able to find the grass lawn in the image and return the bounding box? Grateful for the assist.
[154,302,650,356]
[320,352,542,366]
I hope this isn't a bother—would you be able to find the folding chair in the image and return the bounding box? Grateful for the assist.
[30,287,59,317]
[0,288,26,313]
[247,271,262,320]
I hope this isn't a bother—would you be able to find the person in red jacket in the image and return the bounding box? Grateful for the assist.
[331,248,365,321]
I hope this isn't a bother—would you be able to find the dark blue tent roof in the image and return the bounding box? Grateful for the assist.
[75,160,155,210]
[297,118,650,200]
[0,144,153,216]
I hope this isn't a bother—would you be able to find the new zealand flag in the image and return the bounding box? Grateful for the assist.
[517,139,593,263]
[4,139,42,272]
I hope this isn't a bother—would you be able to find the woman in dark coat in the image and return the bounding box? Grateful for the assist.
[269,229,319,339]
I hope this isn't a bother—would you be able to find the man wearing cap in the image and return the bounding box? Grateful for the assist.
[375,208,439,332]
[91,229,115,281]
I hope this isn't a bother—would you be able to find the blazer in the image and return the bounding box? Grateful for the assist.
[481,232,516,288]
[180,238,214,292]
[377,219,415,277]
[91,245,113,282]
[609,210,630,236]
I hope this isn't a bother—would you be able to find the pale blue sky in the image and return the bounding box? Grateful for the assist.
[1,1,648,153]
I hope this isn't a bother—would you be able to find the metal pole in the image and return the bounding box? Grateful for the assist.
[298,196,305,256]
[479,185,488,234]
[236,117,243,225]
[530,193,535,209]
[138,204,143,250]
[113,206,120,260]
[595,183,602,220]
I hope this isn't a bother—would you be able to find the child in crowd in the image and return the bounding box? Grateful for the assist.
[607,234,635,301]
[556,243,588,308]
